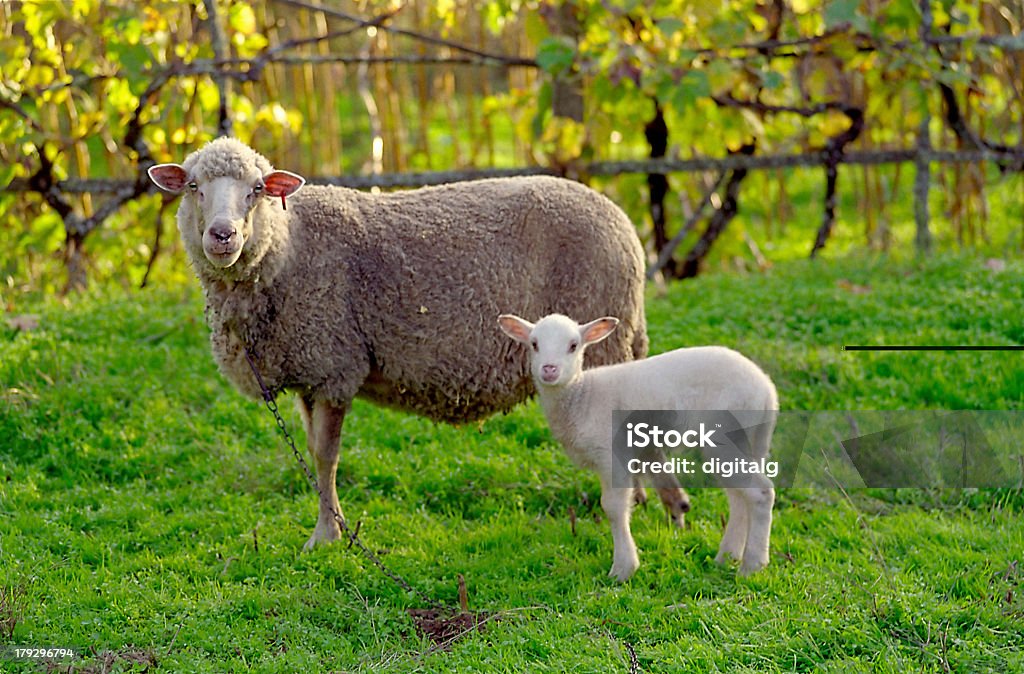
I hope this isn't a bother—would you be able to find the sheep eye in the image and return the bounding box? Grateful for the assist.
[530,339,538,352]
[252,183,263,194]
[568,341,578,353]
[187,181,198,192]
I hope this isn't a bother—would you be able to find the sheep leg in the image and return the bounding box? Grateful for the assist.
[631,477,648,507]
[630,482,692,528]
[601,478,640,582]
[650,464,690,528]
[737,475,774,576]
[300,397,347,551]
[297,394,315,463]
[716,488,749,565]
[633,446,690,527]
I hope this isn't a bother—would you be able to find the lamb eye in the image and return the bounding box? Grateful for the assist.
[187,181,198,192]
[252,183,263,194]
[530,339,538,352]
[568,341,578,353]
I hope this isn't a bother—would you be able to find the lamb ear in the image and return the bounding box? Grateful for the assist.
[580,317,619,345]
[498,314,534,343]
[148,164,188,193]
[262,170,305,198]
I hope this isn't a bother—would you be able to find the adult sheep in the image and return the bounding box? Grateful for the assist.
[147,137,653,549]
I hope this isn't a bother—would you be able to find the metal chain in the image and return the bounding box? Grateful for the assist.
[243,346,445,610]
[244,346,649,670]
[624,640,641,674]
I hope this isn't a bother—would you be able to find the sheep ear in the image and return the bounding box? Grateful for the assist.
[148,164,188,193]
[498,314,534,343]
[580,317,619,345]
[262,170,305,198]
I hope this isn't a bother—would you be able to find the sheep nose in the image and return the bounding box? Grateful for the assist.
[209,223,236,243]
[541,364,559,382]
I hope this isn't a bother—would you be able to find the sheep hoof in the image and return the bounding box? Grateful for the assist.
[608,557,639,582]
[656,487,690,529]
[303,521,342,551]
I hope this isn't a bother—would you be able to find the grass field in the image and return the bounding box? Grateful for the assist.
[2,254,1023,672]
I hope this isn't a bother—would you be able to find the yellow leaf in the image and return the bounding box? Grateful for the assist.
[819,110,851,137]
[435,0,455,24]
[739,108,765,137]
[542,116,587,163]
[143,6,165,33]
[229,2,256,35]
[724,126,746,152]
[243,33,268,52]
[71,0,94,19]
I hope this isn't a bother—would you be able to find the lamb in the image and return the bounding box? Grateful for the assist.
[498,312,778,579]
[147,137,690,549]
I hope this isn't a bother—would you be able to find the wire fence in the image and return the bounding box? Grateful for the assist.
[7,147,1023,193]
[3,0,1024,289]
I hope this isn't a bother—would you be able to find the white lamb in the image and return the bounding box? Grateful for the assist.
[498,313,778,580]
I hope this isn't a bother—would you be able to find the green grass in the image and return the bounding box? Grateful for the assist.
[2,254,1023,672]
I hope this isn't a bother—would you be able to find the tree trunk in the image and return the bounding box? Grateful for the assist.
[64,232,88,293]
[645,101,674,275]
[546,1,585,180]
[549,2,583,123]
[679,143,755,279]
[811,107,864,257]
[203,0,233,137]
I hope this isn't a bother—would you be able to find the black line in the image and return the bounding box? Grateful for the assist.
[844,345,1024,351]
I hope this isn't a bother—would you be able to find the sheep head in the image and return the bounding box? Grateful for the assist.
[498,313,619,387]
[148,138,304,271]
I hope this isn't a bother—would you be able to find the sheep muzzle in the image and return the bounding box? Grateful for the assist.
[203,217,244,267]
[540,364,560,383]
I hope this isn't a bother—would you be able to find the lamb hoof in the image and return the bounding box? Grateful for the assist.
[738,556,769,577]
[608,557,639,582]
[714,549,743,567]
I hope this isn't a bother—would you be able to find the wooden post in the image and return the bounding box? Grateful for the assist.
[546,2,585,180]
[914,0,933,253]
[914,113,933,253]
[202,0,233,137]
[549,3,583,123]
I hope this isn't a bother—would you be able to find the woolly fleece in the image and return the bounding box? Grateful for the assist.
[174,137,648,423]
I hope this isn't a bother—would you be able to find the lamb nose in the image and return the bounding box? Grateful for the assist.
[542,365,558,376]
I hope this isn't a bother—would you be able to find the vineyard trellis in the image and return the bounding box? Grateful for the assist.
[1,0,1023,292]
